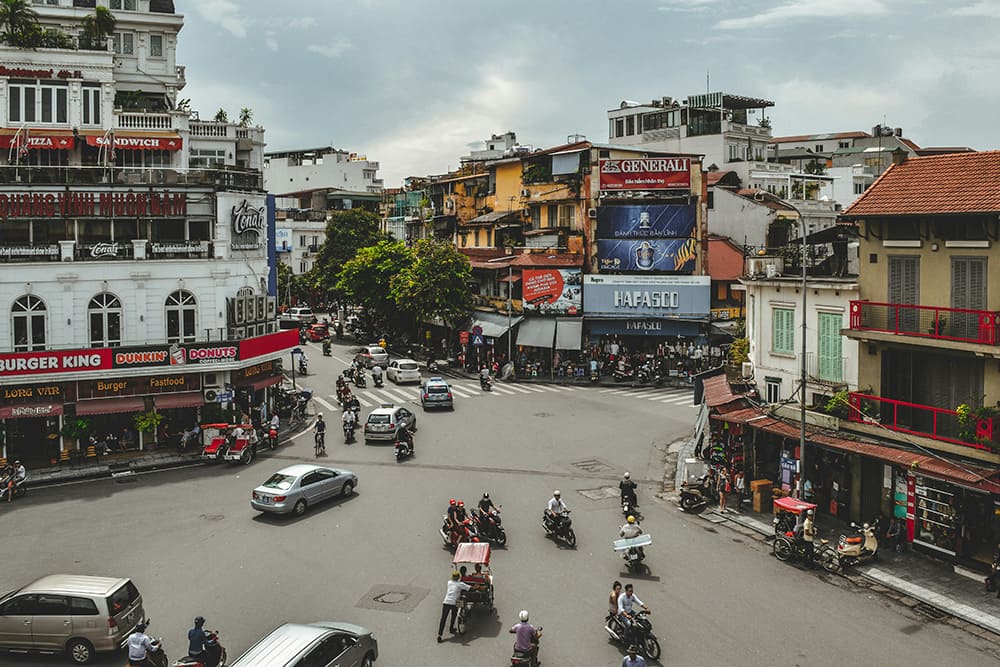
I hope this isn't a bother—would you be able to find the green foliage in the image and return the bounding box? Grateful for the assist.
[335,240,412,328]
[728,337,749,365]
[0,0,38,45]
[389,240,473,327]
[80,6,115,50]
[214,108,229,123]
[132,410,164,435]
[804,159,827,175]
[312,209,387,298]
[824,390,850,419]
[60,417,91,441]
[956,402,999,448]
[238,107,254,127]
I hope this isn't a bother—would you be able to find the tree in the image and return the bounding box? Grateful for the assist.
[239,107,254,127]
[0,0,38,46]
[311,209,386,298]
[389,239,473,328]
[80,6,115,50]
[335,240,412,330]
[213,108,229,123]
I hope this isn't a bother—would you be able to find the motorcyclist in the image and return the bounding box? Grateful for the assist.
[546,490,568,527]
[620,472,639,508]
[313,414,326,451]
[13,460,25,488]
[509,610,542,663]
[269,414,279,431]
[396,426,414,455]
[298,352,309,373]
[616,583,650,646]
[126,621,160,666]
[620,515,645,558]
[342,408,357,433]
[478,492,498,515]
[187,615,207,662]
[371,364,384,385]
[479,365,491,388]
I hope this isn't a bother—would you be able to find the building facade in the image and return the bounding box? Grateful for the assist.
[264,147,383,195]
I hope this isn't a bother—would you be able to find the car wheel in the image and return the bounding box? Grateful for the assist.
[342,481,354,497]
[361,653,375,667]
[293,499,307,516]
[67,638,94,665]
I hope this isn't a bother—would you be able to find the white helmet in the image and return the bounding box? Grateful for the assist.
[553,490,561,497]
[623,472,631,479]
[519,610,529,622]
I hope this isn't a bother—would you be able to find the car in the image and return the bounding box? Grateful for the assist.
[250,464,357,516]
[0,574,145,665]
[229,621,378,667]
[282,307,314,324]
[386,358,421,384]
[354,345,389,369]
[363,404,416,443]
[421,377,454,410]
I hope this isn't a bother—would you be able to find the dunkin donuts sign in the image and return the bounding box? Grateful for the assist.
[599,157,691,191]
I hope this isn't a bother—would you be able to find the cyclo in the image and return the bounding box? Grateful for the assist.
[199,423,236,463]
[452,542,495,635]
[771,496,834,565]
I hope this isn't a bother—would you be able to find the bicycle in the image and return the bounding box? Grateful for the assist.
[314,430,326,457]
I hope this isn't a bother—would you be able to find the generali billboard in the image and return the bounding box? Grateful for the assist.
[599,157,690,191]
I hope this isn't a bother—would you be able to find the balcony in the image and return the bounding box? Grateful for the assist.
[805,352,847,386]
[849,301,1000,345]
[847,392,996,451]
[0,165,263,190]
[116,112,173,130]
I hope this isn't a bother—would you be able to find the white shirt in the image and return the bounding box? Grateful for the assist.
[371,366,383,376]
[443,579,471,605]
[617,591,644,615]
[14,465,25,481]
[270,416,279,429]
[127,632,156,660]
[547,497,567,513]
[620,523,642,539]
[342,411,356,425]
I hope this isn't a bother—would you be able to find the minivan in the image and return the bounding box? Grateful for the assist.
[0,574,144,664]
[230,621,378,667]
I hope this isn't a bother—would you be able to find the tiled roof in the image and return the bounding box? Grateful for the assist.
[708,236,746,281]
[842,150,1000,218]
[706,170,736,187]
[770,131,869,144]
[735,189,797,213]
[702,373,753,408]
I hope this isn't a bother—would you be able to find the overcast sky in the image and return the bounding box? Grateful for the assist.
[177,0,1000,186]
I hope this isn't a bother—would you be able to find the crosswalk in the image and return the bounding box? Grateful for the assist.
[313,381,696,411]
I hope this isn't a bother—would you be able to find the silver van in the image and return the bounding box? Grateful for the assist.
[230,621,378,667]
[0,574,144,664]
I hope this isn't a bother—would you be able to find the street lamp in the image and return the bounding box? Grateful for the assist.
[507,264,513,366]
[290,346,303,390]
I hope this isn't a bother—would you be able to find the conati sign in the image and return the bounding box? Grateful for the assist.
[599,157,691,191]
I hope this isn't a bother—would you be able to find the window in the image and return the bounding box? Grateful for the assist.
[82,86,101,125]
[149,34,163,57]
[529,206,540,229]
[546,205,557,229]
[854,182,865,195]
[838,141,850,149]
[615,118,624,137]
[817,312,843,383]
[728,144,739,161]
[814,144,824,153]
[951,257,987,339]
[771,307,795,355]
[111,0,138,9]
[887,255,919,333]
[557,204,575,228]
[766,379,781,404]
[34,595,70,616]
[112,32,135,55]
[707,191,715,210]
[68,597,99,615]
[88,293,122,347]
[12,295,46,352]
[625,116,635,136]
[165,290,197,343]
[8,80,68,124]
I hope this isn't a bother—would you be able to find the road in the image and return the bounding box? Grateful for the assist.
[1,338,997,666]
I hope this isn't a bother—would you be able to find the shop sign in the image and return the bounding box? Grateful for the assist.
[0,245,58,258]
[583,275,710,319]
[596,238,697,273]
[0,65,81,79]
[112,343,239,369]
[1,384,62,403]
[0,191,186,219]
[522,269,582,315]
[0,348,112,378]
[624,320,662,331]
[596,204,696,239]
[78,375,196,398]
[147,375,197,392]
[231,199,266,251]
[233,360,276,382]
[599,157,691,191]
[0,403,63,418]
[238,329,299,360]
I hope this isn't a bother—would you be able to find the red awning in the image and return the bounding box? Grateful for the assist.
[85,133,183,151]
[75,396,145,415]
[240,375,283,392]
[0,403,63,419]
[152,391,204,410]
[0,131,74,150]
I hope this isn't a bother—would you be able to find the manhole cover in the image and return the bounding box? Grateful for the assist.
[200,513,224,521]
[570,458,614,473]
[579,486,620,501]
[912,603,947,620]
[373,591,409,604]
[357,585,428,613]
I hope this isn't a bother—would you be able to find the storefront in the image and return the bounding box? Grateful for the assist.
[232,359,284,428]
[0,382,65,466]
[513,268,584,379]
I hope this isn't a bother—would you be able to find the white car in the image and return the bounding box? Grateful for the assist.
[355,345,389,369]
[386,358,421,384]
[363,404,417,443]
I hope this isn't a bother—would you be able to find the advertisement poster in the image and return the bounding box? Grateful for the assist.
[582,275,710,319]
[522,269,582,315]
[598,157,691,191]
[597,238,697,273]
[596,204,696,239]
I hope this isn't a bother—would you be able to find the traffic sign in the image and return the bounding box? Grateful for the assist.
[459,330,470,344]
[471,334,486,347]
[216,391,234,403]
[471,325,483,336]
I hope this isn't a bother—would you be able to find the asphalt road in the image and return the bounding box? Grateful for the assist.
[1,338,998,667]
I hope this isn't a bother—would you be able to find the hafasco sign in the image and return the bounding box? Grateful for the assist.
[0,191,187,219]
[599,157,691,191]
[231,199,266,250]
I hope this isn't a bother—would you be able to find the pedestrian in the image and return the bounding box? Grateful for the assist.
[437,571,470,643]
[717,468,730,512]
[886,516,904,553]
[622,644,647,667]
[733,470,745,509]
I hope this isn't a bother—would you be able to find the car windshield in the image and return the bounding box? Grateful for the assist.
[368,414,391,424]
[399,362,418,370]
[427,385,448,394]
[262,474,295,490]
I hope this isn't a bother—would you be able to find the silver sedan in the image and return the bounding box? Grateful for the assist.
[250,464,357,516]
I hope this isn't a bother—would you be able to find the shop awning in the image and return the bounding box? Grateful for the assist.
[0,129,74,150]
[470,311,522,338]
[0,403,63,419]
[242,375,283,392]
[554,319,583,350]
[75,396,145,415]
[516,318,555,348]
[152,391,204,410]
[465,210,520,225]
[84,131,183,151]
[497,273,521,283]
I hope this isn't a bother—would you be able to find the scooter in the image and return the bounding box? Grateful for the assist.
[174,628,227,667]
[354,370,367,388]
[120,620,167,667]
[541,510,576,547]
[480,375,493,392]
[373,373,384,388]
[428,358,439,373]
[589,368,599,383]
[612,366,634,383]
[0,479,26,502]
[343,421,355,444]
[266,425,278,450]
[322,340,332,356]
[679,475,714,512]
[394,434,414,461]
[821,522,879,573]
[298,357,308,376]
[510,628,542,666]
[614,533,652,573]
[439,517,478,548]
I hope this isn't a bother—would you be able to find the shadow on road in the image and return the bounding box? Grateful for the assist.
[249,491,357,524]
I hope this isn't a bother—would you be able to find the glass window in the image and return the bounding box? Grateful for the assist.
[12,295,46,352]
[8,86,20,123]
[188,220,211,242]
[34,595,70,616]
[113,32,135,55]
[165,290,197,343]
[625,116,634,136]
[111,0,137,11]
[149,34,163,57]
[615,119,624,137]
[150,219,185,242]
[558,205,575,228]
[88,293,122,347]
[68,597,99,615]
[766,380,780,403]
[772,307,795,355]
[82,87,101,126]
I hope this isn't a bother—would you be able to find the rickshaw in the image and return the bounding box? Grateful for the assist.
[199,423,234,463]
[222,422,259,465]
[772,496,816,536]
[771,496,835,565]
[452,542,495,634]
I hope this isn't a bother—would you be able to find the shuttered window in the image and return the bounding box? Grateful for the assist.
[887,255,919,333]
[817,312,843,382]
[772,307,795,355]
[951,257,987,340]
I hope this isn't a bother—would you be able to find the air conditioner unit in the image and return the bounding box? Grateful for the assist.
[203,388,219,403]
[520,188,531,198]
[588,208,598,219]
[203,373,221,389]
[746,256,783,278]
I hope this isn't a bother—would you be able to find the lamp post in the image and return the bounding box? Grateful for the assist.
[507,264,513,366]
[290,346,302,390]
[799,213,807,498]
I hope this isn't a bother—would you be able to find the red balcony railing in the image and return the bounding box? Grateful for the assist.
[847,392,994,451]
[849,300,1000,345]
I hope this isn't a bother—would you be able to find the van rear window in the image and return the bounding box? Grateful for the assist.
[427,386,449,394]
[107,581,140,615]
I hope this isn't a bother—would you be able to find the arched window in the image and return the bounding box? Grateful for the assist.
[88,293,122,347]
[165,290,197,343]
[236,286,254,297]
[11,295,46,352]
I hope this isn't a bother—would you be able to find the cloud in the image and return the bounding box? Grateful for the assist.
[288,17,319,29]
[265,32,278,52]
[194,0,250,38]
[716,0,888,29]
[656,0,720,11]
[952,1,1000,18]
[306,40,353,59]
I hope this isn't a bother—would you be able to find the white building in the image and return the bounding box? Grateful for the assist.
[274,194,327,275]
[264,147,383,195]
[0,0,292,467]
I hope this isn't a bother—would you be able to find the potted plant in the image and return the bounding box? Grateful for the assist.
[824,390,851,420]
[133,410,164,441]
[60,417,91,447]
[956,403,999,450]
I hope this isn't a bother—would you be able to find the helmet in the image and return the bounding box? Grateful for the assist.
[553,490,561,497]
[519,610,529,622]
[458,500,465,507]
[623,472,631,479]
[194,616,205,626]
[449,499,456,506]
[806,509,814,516]
[136,621,148,632]
[627,515,636,524]
[472,537,480,542]
[482,492,490,500]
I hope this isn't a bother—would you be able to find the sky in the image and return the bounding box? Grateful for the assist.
[177,0,1000,187]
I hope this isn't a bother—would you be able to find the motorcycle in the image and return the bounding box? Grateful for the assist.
[541,510,576,547]
[343,422,355,444]
[621,490,638,517]
[0,479,26,502]
[612,366,634,383]
[472,506,507,546]
[120,620,168,667]
[589,368,599,383]
[635,364,651,385]
[322,340,332,356]
[614,533,651,573]
[266,425,278,450]
[373,373,384,388]
[298,356,308,376]
[427,358,440,373]
[394,433,413,461]
[174,629,227,667]
[821,521,879,573]
[604,610,660,660]
[354,370,367,388]
[480,375,493,392]
[439,516,478,549]
[510,627,542,666]
[679,475,715,512]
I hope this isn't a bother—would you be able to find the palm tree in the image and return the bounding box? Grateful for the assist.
[238,107,253,127]
[0,0,39,46]
[213,108,229,123]
[80,6,115,50]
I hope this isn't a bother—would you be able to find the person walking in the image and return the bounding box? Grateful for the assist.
[621,644,647,667]
[437,571,470,643]
[717,468,730,512]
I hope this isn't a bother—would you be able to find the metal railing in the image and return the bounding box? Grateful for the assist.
[116,112,173,130]
[805,352,847,385]
[847,392,994,450]
[849,300,1000,345]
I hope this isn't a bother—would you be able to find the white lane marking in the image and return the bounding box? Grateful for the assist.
[330,354,350,365]
[447,385,475,398]
[532,385,563,392]
[659,394,695,405]
[599,388,617,393]
[377,387,414,403]
[498,384,533,394]
[314,396,337,412]
[490,386,517,396]
[356,395,375,407]
[513,384,547,393]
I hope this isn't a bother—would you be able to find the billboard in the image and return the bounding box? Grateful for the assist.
[596,204,696,239]
[522,269,582,315]
[599,157,690,191]
[583,275,710,318]
[274,228,293,252]
[597,238,697,273]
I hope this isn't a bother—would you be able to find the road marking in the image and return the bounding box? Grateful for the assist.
[490,386,517,396]
[377,387,414,403]
[659,395,695,405]
[314,396,337,412]
[356,395,375,407]
[448,385,475,398]
[533,385,563,392]
[497,384,532,394]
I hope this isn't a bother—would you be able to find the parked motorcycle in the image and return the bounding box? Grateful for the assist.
[510,626,542,666]
[679,475,715,512]
[604,610,660,660]
[174,628,226,667]
[821,522,879,573]
[472,506,507,546]
[480,375,493,391]
[541,510,576,547]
